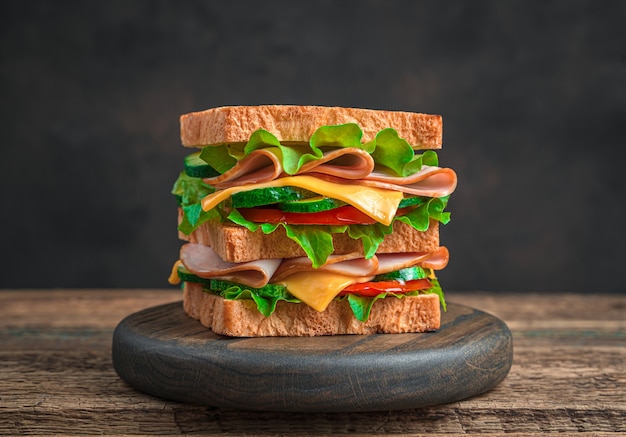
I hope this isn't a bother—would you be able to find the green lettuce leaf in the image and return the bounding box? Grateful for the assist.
[346,293,387,322]
[367,128,440,177]
[284,225,338,268]
[244,129,283,152]
[218,284,300,317]
[369,128,414,176]
[426,195,451,224]
[347,223,393,259]
[395,196,451,231]
[172,172,220,235]
[198,145,239,174]
[227,208,280,234]
[425,278,447,311]
[404,149,439,175]
[309,123,364,149]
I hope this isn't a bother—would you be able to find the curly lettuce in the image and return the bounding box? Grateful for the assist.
[172,172,219,235]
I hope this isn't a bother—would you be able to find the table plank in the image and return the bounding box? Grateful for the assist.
[1,290,624,435]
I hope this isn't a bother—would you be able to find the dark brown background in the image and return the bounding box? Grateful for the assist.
[1,1,624,292]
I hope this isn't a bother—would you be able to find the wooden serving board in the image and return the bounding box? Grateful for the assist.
[112,301,513,412]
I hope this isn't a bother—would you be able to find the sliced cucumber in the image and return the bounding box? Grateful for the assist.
[398,196,427,208]
[278,196,345,213]
[374,266,428,282]
[231,186,307,208]
[184,151,221,178]
[177,266,212,287]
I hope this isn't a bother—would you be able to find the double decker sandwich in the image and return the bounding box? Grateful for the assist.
[169,105,457,336]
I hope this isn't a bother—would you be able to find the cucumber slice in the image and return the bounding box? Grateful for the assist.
[374,266,428,282]
[231,186,306,208]
[177,267,212,287]
[398,196,427,208]
[184,152,220,178]
[211,279,289,299]
[279,196,345,213]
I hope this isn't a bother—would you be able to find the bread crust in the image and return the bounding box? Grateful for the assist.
[183,282,441,337]
[180,105,442,149]
[179,211,440,263]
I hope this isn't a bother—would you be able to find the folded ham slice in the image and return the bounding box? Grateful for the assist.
[204,149,283,189]
[297,148,374,179]
[205,148,375,189]
[272,252,379,282]
[180,243,282,288]
[200,140,457,201]
[375,247,449,274]
[314,166,458,198]
[271,247,449,282]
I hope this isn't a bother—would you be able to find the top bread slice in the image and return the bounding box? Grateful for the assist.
[180,105,443,149]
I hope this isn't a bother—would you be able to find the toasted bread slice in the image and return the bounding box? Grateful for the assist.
[182,282,441,337]
[179,211,440,263]
[180,105,442,149]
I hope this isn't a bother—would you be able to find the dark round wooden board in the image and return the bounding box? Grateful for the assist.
[112,301,513,412]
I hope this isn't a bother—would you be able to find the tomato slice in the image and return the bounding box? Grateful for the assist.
[237,205,378,225]
[339,279,432,297]
[237,205,412,226]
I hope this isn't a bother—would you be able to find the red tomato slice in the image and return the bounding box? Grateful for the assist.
[237,205,378,225]
[339,279,432,297]
[237,206,412,226]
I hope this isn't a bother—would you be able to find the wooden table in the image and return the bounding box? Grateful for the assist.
[1,290,624,435]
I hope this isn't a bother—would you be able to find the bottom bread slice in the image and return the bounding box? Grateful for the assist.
[183,282,441,337]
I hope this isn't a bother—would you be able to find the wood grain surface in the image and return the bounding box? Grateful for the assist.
[112,301,512,412]
[1,289,624,435]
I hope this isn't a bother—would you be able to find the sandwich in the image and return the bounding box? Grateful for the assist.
[168,105,457,336]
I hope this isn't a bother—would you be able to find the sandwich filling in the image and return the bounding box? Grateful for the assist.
[169,245,447,321]
[171,123,456,320]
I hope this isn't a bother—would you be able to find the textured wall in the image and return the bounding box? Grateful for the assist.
[1,1,624,292]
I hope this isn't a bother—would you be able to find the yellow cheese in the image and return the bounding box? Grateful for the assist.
[167,260,183,285]
[277,270,360,312]
[425,268,437,280]
[200,175,402,226]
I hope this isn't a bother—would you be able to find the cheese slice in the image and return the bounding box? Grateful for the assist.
[201,175,403,226]
[168,260,183,285]
[277,270,366,312]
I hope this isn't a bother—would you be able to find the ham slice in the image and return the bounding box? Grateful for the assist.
[271,252,378,282]
[271,247,449,282]
[180,243,448,291]
[375,247,449,274]
[205,148,376,188]
[200,139,456,200]
[297,148,374,179]
[313,166,457,198]
[180,243,282,288]
[204,149,283,189]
